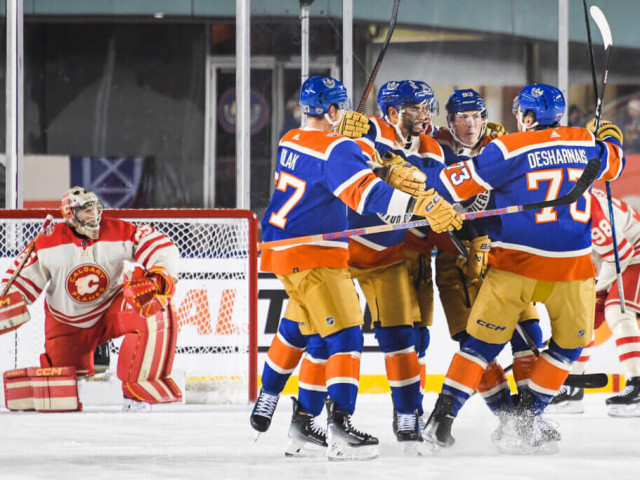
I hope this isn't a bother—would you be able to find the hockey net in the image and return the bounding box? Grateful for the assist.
[0,209,258,404]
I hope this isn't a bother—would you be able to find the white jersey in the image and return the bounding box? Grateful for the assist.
[1,217,179,328]
[591,188,640,292]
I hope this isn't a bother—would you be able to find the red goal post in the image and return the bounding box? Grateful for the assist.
[0,208,258,404]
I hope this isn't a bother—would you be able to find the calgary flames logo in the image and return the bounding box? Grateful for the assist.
[66,264,109,303]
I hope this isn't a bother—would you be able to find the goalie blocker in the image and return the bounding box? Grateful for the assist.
[0,292,30,335]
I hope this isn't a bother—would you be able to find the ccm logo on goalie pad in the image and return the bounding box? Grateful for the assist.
[0,292,30,334]
[476,319,506,331]
[4,366,82,412]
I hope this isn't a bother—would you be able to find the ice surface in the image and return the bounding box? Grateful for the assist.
[1,392,638,480]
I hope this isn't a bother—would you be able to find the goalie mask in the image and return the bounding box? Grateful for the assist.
[60,187,104,240]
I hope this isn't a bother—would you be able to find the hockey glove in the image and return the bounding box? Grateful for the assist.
[412,189,463,233]
[485,122,507,139]
[337,111,370,139]
[0,292,30,335]
[455,235,491,281]
[379,165,427,196]
[586,118,624,145]
[123,267,173,317]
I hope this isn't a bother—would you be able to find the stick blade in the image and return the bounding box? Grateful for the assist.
[565,372,609,389]
[590,6,612,49]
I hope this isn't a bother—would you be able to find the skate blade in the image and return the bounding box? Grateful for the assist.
[607,404,640,418]
[402,440,436,456]
[284,440,326,458]
[493,435,559,455]
[545,401,585,415]
[327,444,380,461]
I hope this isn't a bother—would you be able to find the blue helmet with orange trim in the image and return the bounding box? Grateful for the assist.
[299,76,351,116]
[513,84,565,127]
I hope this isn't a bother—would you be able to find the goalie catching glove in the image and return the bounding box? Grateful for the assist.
[411,189,463,233]
[123,266,176,317]
[455,235,491,281]
[586,118,624,145]
[337,111,370,139]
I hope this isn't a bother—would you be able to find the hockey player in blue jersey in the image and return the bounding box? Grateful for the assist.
[255,76,462,460]
[421,83,625,454]
[433,89,546,427]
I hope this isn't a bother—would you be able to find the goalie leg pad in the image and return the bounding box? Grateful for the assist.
[4,366,82,412]
[0,292,30,335]
[116,305,182,404]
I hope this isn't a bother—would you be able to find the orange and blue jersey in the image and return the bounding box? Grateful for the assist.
[429,126,625,281]
[261,127,414,275]
[347,117,445,268]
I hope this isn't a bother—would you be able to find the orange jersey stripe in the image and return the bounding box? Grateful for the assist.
[280,128,347,153]
[348,241,404,268]
[403,230,434,255]
[529,354,571,394]
[299,356,327,388]
[267,335,305,372]
[477,361,508,394]
[384,351,420,383]
[444,352,486,392]
[599,141,624,181]
[512,353,536,385]
[326,353,360,382]
[260,245,349,275]
[495,126,594,154]
[490,247,596,281]
[336,171,381,213]
[440,160,488,202]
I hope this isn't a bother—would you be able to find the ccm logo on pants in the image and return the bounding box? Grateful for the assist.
[476,319,506,332]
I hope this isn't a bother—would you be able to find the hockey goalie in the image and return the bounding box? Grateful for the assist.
[1,187,182,412]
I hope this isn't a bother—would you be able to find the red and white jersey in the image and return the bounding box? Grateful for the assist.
[1,218,179,329]
[591,188,640,292]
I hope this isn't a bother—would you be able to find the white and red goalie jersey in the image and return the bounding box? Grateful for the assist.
[591,188,640,292]
[0,217,179,328]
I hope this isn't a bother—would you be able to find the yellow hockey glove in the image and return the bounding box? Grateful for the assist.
[586,118,624,145]
[412,189,463,233]
[485,122,508,139]
[382,165,427,196]
[455,235,491,281]
[337,111,370,139]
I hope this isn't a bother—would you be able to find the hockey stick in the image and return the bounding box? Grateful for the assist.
[258,157,601,250]
[355,0,400,113]
[584,3,626,313]
[1,214,54,296]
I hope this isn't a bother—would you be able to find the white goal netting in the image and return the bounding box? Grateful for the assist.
[0,209,258,404]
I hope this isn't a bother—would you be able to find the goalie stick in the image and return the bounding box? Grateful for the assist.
[355,0,400,113]
[258,157,601,250]
[1,214,54,296]
[583,2,626,313]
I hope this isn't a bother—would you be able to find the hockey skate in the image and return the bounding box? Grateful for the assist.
[393,409,431,456]
[546,385,584,414]
[250,389,279,437]
[606,377,640,417]
[122,397,151,413]
[492,391,559,455]
[421,395,455,450]
[284,398,327,458]
[325,398,379,461]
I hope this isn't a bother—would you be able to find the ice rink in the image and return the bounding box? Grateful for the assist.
[2,392,638,480]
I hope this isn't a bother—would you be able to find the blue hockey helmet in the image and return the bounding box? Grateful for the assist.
[512,84,565,126]
[299,76,351,116]
[446,89,487,119]
[377,80,439,120]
